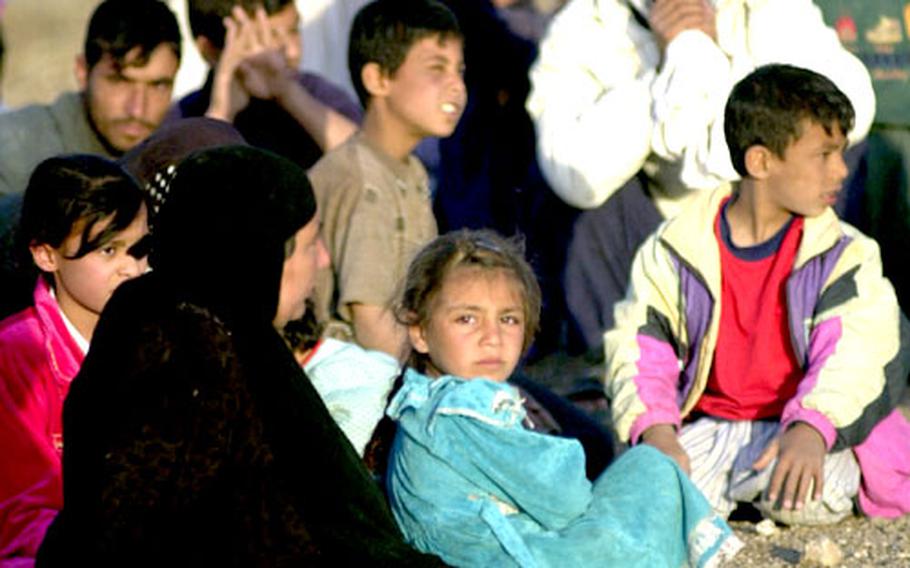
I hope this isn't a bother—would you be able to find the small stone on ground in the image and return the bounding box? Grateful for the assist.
[729,514,910,566]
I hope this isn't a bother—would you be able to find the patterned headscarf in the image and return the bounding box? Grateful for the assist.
[118,117,246,222]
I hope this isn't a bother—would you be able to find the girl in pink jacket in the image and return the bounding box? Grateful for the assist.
[0,155,149,566]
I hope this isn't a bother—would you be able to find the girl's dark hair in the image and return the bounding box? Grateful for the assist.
[18,154,147,264]
[395,229,541,372]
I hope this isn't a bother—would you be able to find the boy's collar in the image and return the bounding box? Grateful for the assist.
[359,109,420,163]
[794,206,842,269]
[660,186,844,273]
[728,179,844,267]
[724,184,796,246]
[355,130,422,181]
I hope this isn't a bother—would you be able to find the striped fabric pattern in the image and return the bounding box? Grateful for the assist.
[680,416,860,525]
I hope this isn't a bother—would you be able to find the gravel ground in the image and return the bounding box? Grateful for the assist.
[719,396,909,567]
[729,513,910,566]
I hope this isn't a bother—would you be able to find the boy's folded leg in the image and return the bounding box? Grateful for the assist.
[679,415,861,525]
[679,417,777,518]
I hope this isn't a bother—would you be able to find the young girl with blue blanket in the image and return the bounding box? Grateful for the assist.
[385,229,743,567]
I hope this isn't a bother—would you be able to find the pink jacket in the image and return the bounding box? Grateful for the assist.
[0,279,83,566]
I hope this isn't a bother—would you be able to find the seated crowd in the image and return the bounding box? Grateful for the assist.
[0,0,907,566]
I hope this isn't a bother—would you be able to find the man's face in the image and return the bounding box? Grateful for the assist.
[78,44,179,154]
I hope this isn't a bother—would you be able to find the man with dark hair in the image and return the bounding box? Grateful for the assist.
[172,0,360,170]
[0,0,178,319]
[0,0,181,196]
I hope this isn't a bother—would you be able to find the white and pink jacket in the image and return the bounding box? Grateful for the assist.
[606,188,910,518]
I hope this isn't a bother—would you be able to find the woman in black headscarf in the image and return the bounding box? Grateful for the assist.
[38,146,439,566]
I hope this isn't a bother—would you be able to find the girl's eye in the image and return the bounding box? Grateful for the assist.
[455,314,476,325]
[99,246,117,257]
[501,315,522,326]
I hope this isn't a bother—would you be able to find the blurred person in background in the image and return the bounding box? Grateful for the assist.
[815,0,910,313]
[172,0,360,169]
[0,0,181,196]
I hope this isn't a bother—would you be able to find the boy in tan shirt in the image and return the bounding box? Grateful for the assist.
[309,0,466,357]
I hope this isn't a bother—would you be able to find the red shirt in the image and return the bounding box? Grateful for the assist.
[694,199,804,420]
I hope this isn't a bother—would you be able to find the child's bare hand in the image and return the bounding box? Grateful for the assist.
[232,6,293,100]
[207,5,294,120]
[641,424,691,475]
[649,0,717,51]
[754,423,826,511]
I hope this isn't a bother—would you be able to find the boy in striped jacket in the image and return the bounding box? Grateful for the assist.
[606,63,910,525]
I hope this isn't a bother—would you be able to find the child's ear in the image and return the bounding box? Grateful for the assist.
[408,324,430,354]
[30,243,59,273]
[361,62,390,98]
[74,55,89,90]
[744,145,773,179]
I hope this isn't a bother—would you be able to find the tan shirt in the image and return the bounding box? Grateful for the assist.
[308,132,437,336]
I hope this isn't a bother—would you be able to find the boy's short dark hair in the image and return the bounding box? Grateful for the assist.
[348,0,461,106]
[188,0,293,49]
[724,64,855,177]
[84,0,181,70]
[18,155,148,264]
